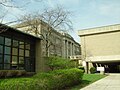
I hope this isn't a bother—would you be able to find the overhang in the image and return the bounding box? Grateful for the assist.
[85,55,120,63]
[78,24,120,36]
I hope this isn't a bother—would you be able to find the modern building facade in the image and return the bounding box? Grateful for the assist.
[78,24,120,73]
[0,24,41,72]
[13,20,80,59]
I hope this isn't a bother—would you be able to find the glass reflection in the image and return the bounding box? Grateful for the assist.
[19,42,24,49]
[25,43,30,50]
[5,38,11,46]
[13,40,18,47]
[19,57,24,64]
[5,46,11,54]
[19,49,24,56]
[4,64,10,69]
[4,55,10,63]
[0,45,3,54]
[0,36,4,44]
[12,56,17,64]
[12,48,18,55]
[0,55,3,63]
[25,50,30,57]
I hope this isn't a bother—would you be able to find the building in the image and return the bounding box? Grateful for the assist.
[78,24,120,73]
[0,23,46,72]
[61,32,81,58]
[13,20,81,59]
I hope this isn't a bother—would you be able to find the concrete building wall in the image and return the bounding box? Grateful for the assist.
[78,24,120,73]
[81,31,120,60]
[13,21,81,59]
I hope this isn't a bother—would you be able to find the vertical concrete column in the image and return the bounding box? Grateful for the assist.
[88,62,93,74]
[66,40,68,58]
[70,42,72,56]
[73,44,75,55]
[35,40,46,72]
[62,40,66,58]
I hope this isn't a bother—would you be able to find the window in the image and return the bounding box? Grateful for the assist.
[13,40,18,47]
[5,46,11,54]
[0,64,2,69]
[0,36,4,44]
[0,45,3,54]
[25,43,30,50]
[0,55,3,63]
[19,57,24,64]
[25,50,30,57]
[0,34,34,71]
[5,38,11,46]
[4,55,10,63]
[19,41,24,49]
[12,56,17,64]
[19,64,24,70]
[12,48,18,55]
[19,49,24,56]
[4,64,10,69]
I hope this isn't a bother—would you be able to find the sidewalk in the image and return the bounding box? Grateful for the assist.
[80,73,120,90]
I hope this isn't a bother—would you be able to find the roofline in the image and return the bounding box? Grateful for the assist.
[0,23,42,39]
[78,24,120,36]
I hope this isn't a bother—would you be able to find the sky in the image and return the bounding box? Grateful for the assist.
[1,0,120,43]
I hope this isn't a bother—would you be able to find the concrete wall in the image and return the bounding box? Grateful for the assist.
[79,24,120,62]
[35,39,49,72]
[81,31,120,62]
[78,24,120,73]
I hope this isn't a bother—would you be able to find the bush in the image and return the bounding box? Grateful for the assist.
[0,68,84,90]
[0,70,28,78]
[45,56,75,70]
[78,66,85,73]
[90,67,96,74]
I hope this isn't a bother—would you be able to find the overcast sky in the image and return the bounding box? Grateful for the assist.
[1,0,120,43]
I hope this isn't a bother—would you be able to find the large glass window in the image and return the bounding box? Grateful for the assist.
[0,45,3,54]
[0,34,34,71]
[0,36,4,44]
[5,38,11,46]
[4,55,10,63]
[5,46,11,54]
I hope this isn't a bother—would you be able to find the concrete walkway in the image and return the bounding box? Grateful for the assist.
[80,73,120,90]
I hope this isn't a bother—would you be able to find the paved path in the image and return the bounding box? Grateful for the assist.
[80,74,120,90]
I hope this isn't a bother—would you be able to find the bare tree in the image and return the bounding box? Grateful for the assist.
[0,0,43,33]
[17,6,73,57]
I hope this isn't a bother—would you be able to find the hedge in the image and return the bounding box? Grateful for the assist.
[45,56,75,71]
[0,70,35,78]
[90,67,96,74]
[0,68,84,90]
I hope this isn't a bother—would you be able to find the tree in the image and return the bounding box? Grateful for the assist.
[0,0,43,33]
[46,56,75,71]
[17,6,73,57]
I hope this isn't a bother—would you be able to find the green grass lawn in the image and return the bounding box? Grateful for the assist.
[67,73,107,90]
